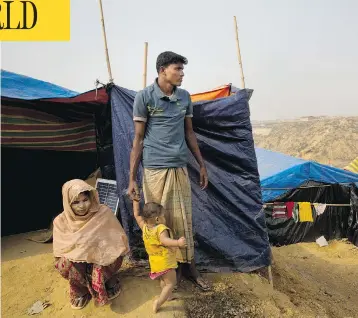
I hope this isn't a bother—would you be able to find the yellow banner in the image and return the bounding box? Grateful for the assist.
[0,0,70,41]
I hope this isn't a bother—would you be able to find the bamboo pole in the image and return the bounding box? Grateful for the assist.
[233,16,245,89]
[268,265,273,287]
[143,42,148,88]
[98,0,114,83]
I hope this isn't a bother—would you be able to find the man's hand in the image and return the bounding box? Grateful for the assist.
[127,181,139,201]
[199,166,208,190]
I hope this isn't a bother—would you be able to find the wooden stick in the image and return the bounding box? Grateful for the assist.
[268,265,273,287]
[98,0,114,83]
[233,16,246,89]
[143,42,148,88]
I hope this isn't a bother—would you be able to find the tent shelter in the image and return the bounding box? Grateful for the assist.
[1,70,271,272]
[1,70,111,236]
[256,148,358,246]
[110,86,270,271]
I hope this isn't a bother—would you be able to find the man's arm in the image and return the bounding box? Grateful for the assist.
[128,90,148,200]
[184,117,208,189]
[127,121,146,199]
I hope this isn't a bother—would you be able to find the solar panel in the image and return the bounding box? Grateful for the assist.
[95,178,119,215]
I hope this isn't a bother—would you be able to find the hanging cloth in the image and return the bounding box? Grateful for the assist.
[285,202,294,219]
[292,203,299,223]
[272,202,287,219]
[313,203,327,216]
[298,202,314,222]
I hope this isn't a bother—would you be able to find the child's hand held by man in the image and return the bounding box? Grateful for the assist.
[177,237,187,247]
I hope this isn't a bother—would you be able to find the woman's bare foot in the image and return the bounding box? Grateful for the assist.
[153,299,159,313]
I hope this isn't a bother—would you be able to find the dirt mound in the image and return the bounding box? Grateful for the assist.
[184,240,358,318]
[253,116,358,168]
[271,240,358,317]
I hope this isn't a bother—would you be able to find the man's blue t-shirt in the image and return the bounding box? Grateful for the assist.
[133,80,193,169]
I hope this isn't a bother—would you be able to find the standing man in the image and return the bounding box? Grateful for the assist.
[127,51,210,291]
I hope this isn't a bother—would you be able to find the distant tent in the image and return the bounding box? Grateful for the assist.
[345,157,358,174]
[255,148,358,246]
[1,69,79,99]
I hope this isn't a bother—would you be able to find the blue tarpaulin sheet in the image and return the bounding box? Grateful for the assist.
[256,149,358,202]
[1,70,78,99]
[110,85,270,272]
[256,148,358,247]
[255,148,306,180]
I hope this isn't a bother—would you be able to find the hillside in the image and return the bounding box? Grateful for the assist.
[253,116,358,168]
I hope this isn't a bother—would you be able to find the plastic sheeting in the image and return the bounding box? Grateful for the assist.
[257,150,358,247]
[255,148,305,180]
[190,84,231,103]
[264,182,358,247]
[348,184,358,245]
[1,70,78,99]
[110,85,271,272]
[257,149,358,202]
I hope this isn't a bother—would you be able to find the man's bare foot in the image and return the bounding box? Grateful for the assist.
[167,294,179,301]
[188,276,211,291]
[153,299,159,313]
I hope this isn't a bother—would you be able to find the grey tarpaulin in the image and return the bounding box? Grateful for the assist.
[110,85,270,272]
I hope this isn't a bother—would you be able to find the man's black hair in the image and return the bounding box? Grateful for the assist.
[156,51,188,73]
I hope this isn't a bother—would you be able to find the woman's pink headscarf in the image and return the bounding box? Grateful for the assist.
[53,179,129,266]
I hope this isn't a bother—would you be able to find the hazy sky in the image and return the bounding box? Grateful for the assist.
[2,0,358,120]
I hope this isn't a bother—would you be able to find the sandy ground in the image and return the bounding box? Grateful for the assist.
[2,233,358,318]
[185,240,358,318]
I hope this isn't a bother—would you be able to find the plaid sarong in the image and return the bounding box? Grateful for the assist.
[142,167,194,263]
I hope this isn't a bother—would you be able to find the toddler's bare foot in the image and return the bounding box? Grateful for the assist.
[153,299,159,313]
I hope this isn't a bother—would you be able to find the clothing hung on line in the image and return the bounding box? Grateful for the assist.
[285,202,294,219]
[272,202,287,219]
[292,203,299,223]
[298,202,314,222]
[313,203,327,216]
